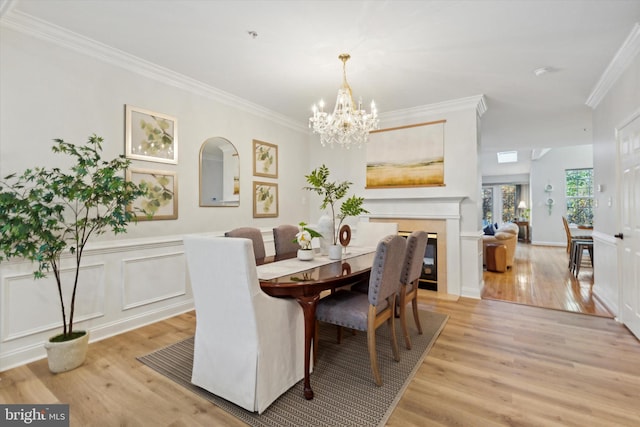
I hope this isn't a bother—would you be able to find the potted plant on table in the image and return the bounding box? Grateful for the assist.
[0,135,148,373]
[303,164,368,259]
[293,222,322,261]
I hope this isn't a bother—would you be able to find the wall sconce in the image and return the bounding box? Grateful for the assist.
[546,197,554,215]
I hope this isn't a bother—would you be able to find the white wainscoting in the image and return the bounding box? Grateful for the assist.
[592,231,620,318]
[0,235,193,371]
[122,252,186,310]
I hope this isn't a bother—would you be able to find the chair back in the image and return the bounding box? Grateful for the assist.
[273,224,300,256]
[401,231,429,286]
[225,227,266,260]
[356,221,399,247]
[368,235,406,307]
[183,235,305,413]
[184,237,264,341]
[562,216,571,240]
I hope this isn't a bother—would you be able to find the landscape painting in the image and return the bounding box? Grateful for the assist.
[366,120,446,188]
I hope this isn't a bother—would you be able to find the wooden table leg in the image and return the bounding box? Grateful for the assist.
[296,294,320,400]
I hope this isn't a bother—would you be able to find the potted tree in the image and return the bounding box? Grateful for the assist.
[303,164,368,259]
[0,135,148,373]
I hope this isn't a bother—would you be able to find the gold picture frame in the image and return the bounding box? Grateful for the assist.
[126,168,178,220]
[366,120,446,188]
[125,105,178,164]
[253,139,278,178]
[253,181,278,218]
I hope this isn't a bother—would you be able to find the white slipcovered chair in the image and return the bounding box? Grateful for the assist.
[183,235,306,414]
[354,221,399,248]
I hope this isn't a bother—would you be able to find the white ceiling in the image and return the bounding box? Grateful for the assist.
[2,0,640,167]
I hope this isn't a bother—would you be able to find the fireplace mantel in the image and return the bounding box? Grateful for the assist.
[363,196,466,219]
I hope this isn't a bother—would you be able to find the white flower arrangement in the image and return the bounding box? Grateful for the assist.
[294,222,322,250]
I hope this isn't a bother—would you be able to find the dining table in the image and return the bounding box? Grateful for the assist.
[257,247,376,400]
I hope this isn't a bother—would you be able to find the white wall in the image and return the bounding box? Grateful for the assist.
[309,98,486,298]
[529,145,593,245]
[0,26,311,370]
[590,35,640,316]
[0,17,490,368]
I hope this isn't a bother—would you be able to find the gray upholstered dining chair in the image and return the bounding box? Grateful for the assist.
[225,227,266,260]
[272,224,300,257]
[184,235,306,413]
[314,234,406,386]
[398,230,429,350]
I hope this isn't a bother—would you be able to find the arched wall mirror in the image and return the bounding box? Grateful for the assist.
[199,137,240,207]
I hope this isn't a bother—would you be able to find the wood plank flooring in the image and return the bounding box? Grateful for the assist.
[481,242,611,317]
[2,296,639,426]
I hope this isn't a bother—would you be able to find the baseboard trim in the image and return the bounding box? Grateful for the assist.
[0,300,194,372]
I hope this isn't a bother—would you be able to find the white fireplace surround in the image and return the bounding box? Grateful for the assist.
[361,196,467,297]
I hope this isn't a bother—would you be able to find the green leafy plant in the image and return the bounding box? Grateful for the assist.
[303,164,368,245]
[0,135,148,341]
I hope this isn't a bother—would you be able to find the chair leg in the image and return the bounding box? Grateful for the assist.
[399,286,411,350]
[410,281,423,335]
[366,311,382,386]
[575,244,584,276]
[388,296,400,363]
[336,325,343,344]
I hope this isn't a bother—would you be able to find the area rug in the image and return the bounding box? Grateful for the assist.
[137,310,447,427]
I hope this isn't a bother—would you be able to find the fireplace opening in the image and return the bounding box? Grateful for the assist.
[399,231,437,291]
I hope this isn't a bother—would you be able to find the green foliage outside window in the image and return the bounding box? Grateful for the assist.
[566,168,593,226]
[501,185,517,222]
[481,187,493,224]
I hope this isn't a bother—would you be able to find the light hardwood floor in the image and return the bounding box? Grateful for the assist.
[2,295,639,426]
[481,242,612,317]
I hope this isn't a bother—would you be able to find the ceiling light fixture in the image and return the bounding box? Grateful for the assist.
[309,54,379,148]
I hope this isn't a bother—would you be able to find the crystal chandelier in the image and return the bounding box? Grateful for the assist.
[309,54,379,148]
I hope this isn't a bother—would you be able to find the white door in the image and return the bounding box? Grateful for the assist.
[618,110,640,339]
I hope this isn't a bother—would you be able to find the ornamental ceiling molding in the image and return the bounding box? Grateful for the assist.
[0,10,308,133]
[586,23,640,109]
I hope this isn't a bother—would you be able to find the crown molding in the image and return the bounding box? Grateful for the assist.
[380,94,487,122]
[0,10,308,133]
[586,23,640,109]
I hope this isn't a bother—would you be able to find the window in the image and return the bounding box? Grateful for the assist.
[482,184,521,225]
[481,187,493,225]
[500,185,517,222]
[565,168,593,226]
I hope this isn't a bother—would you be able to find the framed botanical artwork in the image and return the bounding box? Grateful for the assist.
[253,181,278,218]
[253,139,278,178]
[366,120,446,188]
[125,105,178,164]
[126,168,178,220]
